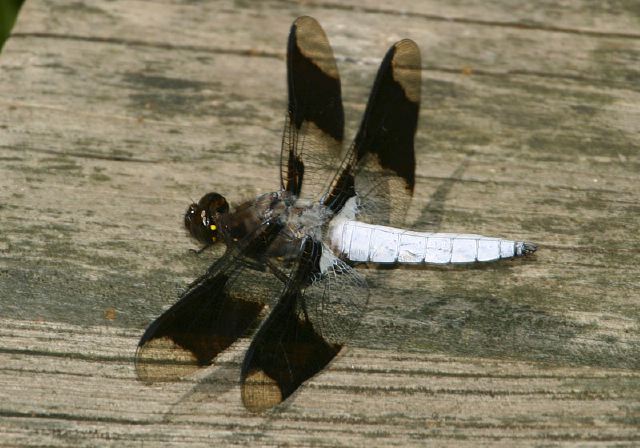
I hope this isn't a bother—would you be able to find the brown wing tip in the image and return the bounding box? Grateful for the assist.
[135,336,200,384]
[293,15,320,28]
[241,369,283,412]
[290,15,339,81]
[390,39,422,104]
[394,38,419,50]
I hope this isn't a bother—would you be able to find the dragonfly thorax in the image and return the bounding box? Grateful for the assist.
[286,200,333,240]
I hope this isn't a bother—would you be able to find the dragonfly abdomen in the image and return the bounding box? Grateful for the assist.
[330,220,536,264]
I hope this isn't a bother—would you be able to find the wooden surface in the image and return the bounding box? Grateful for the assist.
[1,0,639,446]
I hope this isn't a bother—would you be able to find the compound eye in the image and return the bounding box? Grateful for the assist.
[214,201,229,214]
[197,192,229,216]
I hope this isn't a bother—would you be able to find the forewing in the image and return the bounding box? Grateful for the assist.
[135,222,294,383]
[326,39,421,225]
[281,16,345,201]
[239,240,368,412]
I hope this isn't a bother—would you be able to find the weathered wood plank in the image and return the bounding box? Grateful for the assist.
[1,318,639,446]
[1,0,639,445]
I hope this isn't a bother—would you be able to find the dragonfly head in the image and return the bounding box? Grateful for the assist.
[184,192,230,246]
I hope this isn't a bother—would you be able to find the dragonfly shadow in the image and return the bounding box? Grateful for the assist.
[352,279,640,371]
[162,352,246,423]
[413,151,474,231]
[347,152,640,369]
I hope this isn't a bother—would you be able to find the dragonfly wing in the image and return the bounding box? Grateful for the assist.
[325,39,421,226]
[281,16,345,202]
[135,221,295,383]
[240,239,368,411]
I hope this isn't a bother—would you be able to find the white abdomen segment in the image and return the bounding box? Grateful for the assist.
[329,220,536,264]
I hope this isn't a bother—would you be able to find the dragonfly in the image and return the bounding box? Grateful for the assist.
[135,16,537,412]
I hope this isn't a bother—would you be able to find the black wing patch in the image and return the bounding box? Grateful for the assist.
[135,272,264,383]
[135,221,288,383]
[240,240,368,412]
[240,298,341,412]
[325,39,421,226]
[281,16,345,201]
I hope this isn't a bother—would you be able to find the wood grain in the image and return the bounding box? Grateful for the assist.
[1,0,639,445]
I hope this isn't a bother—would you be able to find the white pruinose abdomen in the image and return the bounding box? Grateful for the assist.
[329,220,537,264]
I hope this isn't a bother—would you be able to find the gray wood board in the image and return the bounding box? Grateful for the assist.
[1,0,639,445]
